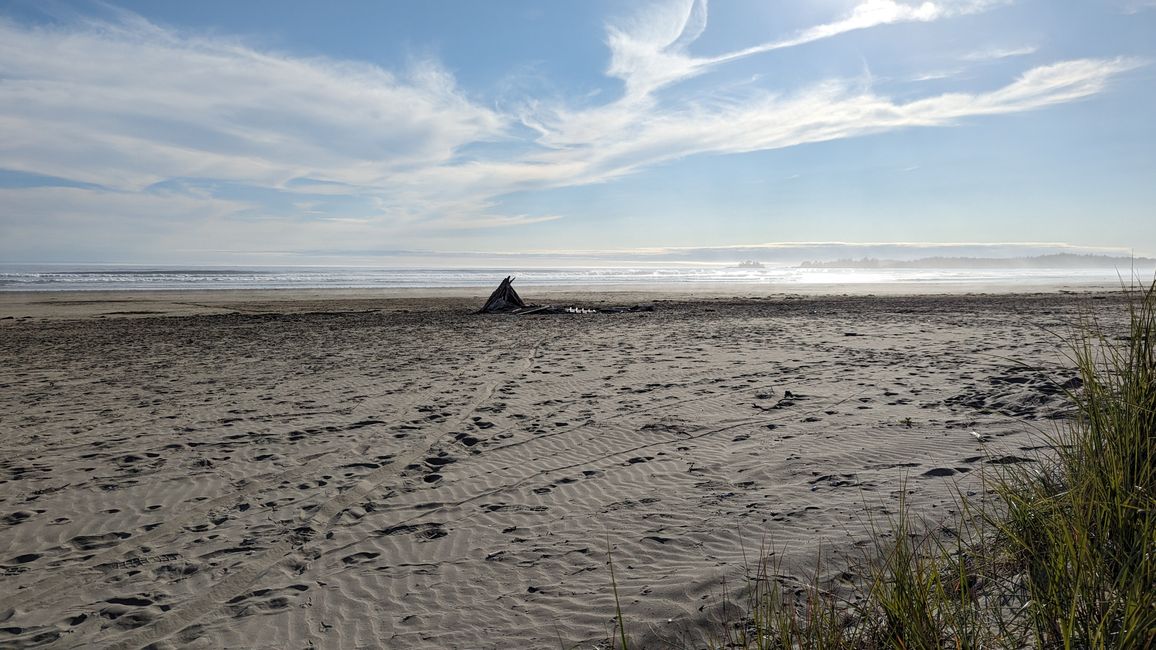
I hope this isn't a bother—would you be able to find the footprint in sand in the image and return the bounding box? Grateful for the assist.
[99,595,166,631]
[341,551,380,566]
[379,523,448,540]
[8,553,41,564]
[224,584,310,618]
[920,467,957,478]
[2,510,43,525]
[424,455,456,468]
[69,531,132,551]
[988,455,1036,465]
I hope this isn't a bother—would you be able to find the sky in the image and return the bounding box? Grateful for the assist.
[0,0,1154,266]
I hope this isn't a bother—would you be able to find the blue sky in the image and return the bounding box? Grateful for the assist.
[1,0,1154,265]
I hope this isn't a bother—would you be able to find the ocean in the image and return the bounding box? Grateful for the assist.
[0,264,1147,292]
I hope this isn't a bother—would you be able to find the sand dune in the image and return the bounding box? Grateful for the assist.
[0,291,1115,648]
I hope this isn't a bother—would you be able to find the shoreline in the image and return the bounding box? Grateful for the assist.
[0,283,1129,321]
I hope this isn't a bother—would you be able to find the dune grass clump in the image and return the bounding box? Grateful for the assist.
[987,280,1156,648]
[605,282,1156,649]
[701,543,854,650]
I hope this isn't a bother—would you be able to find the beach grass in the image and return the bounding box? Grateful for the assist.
[985,278,1156,648]
[608,281,1156,649]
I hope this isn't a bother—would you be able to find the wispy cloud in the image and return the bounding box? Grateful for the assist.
[602,0,1010,100]
[719,0,1009,61]
[910,43,1037,83]
[961,45,1038,61]
[0,16,506,192]
[499,55,1140,190]
[1118,0,1156,14]
[0,1,1144,258]
[910,69,963,81]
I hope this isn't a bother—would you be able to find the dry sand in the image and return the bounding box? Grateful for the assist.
[0,289,1124,648]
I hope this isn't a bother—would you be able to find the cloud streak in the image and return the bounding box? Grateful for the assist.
[961,45,1038,61]
[604,0,1011,99]
[718,0,1008,62]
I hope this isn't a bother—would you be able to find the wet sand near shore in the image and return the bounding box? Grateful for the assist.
[0,290,1123,648]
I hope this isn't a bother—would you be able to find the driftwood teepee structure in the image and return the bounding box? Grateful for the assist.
[479,276,528,313]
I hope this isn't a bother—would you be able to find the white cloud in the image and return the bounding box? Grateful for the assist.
[961,45,1038,61]
[711,1,1009,66]
[0,17,506,191]
[901,58,1141,118]
[911,69,963,81]
[601,1,1012,100]
[1118,0,1156,14]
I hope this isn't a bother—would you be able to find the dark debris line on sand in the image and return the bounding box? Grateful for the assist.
[477,275,654,315]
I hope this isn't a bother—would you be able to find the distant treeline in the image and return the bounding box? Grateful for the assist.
[799,253,1156,269]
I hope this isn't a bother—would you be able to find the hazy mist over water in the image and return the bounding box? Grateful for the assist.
[4,264,1153,292]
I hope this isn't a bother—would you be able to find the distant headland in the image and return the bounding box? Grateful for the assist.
[798,253,1156,269]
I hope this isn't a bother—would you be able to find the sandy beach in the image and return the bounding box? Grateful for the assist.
[0,289,1122,648]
